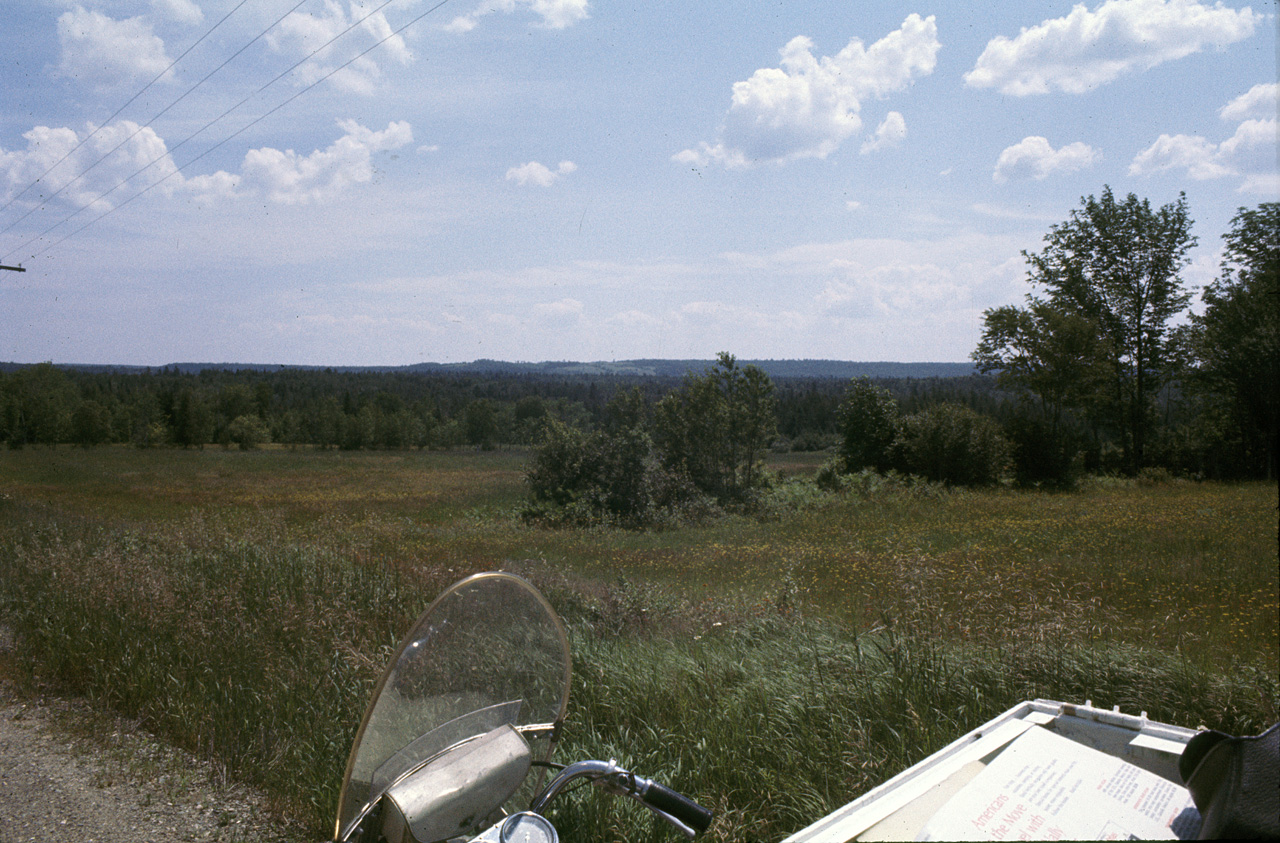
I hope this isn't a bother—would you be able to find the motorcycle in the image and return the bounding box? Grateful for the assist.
[332,571,714,843]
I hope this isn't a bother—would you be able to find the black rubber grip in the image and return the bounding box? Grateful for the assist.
[643,781,714,833]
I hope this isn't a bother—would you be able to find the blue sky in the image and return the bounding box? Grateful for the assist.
[2,0,1276,365]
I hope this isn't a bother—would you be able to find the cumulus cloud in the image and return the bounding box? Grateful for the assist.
[151,0,204,25]
[267,1,412,95]
[965,0,1261,96]
[56,7,173,89]
[506,160,577,187]
[1130,84,1278,193]
[240,120,414,204]
[1220,82,1279,122]
[446,0,589,33]
[0,120,194,212]
[1,119,418,212]
[817,262,962,316]
[861,112,907,155]
[993,136,1100,182]
[675,14,939,168]
[1130,134,1235,180]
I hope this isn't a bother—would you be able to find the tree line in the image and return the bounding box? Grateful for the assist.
[0,359,1003,454]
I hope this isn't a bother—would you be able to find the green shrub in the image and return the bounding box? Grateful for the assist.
[1004,412,1082,488]
[226,414,270,450]
[895,403,1011,486]
[524,420,681,528]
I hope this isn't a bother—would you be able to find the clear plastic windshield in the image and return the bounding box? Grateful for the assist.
[335,573,571,841]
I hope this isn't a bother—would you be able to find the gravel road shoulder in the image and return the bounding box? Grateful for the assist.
[0,662,316,843]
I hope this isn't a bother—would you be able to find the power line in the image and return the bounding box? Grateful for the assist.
[4,0,422,264]
[0,0,254,221]
[1,0,307,240]
[19,0,458,265]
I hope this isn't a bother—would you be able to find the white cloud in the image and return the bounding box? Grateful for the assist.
[240,120,414,204]
[0,117,254,215]
[56,7,173,89]
[676,14,939,168]
[861,112,907,155]
[1220,82,1279,122]
[1129,132,1239,180]
[533,298,584,318]
[1240,173,1280,195]
[527,0,589,28]
[151,0,204,25]
[1131,85,1278,192]
[179,169,240,202]
[606,309,662,329]
[965,0,1261,96]
[505,160,577,187]
[267,1,412,95]
[446,0,589,33]
[817,264,961,317]
[1,119,419,212]
[0,121,188,211]
[993,136,1100,182]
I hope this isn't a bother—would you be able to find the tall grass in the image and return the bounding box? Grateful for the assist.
[0,503,432,826]
[0,448,1275,840]
[530,571,1276,842]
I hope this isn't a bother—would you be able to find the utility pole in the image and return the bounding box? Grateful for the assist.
[0,264,25,272]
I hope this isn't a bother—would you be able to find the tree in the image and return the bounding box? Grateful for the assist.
[524,419,654,525]
[1020,187,1196,472]
[652,353,776,501]
[973,300,1108,437]
[464,399,499,449]
[70,400,111,447]
[835,377,901,473]
[1,363,77,447]
[226,414,270,450]
[171,389,211,448]
[1187,203,1279,479]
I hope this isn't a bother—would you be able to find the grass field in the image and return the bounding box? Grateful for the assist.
[1,446,1276,841]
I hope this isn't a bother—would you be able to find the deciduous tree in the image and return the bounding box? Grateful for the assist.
[1018,187,1196,472]
[1187,203,1279,478]
[653,353,776,501]
[835,377,900,473]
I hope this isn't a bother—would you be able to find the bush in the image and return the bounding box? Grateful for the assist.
[895,403,1011,486]
[1004,413,1082,488]
[226,414,270,450]
[524,420,662,527]
[836,378,900,473]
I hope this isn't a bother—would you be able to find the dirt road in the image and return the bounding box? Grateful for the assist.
[0,684,310,843]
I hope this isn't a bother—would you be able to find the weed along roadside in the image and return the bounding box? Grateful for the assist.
[0,448,1276,841]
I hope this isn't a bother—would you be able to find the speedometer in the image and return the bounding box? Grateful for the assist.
[499,811,559,843]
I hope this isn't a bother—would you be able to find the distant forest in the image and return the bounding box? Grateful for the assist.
[0,359,996,452]
[0,355,1264,480]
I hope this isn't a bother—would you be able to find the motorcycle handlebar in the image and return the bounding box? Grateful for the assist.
[633,778,714,834]
[530,759,714,837]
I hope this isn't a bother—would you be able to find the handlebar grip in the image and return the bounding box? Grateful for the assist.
[641,781,714,833]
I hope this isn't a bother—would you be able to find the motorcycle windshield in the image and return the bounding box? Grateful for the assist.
[335,572,571,841]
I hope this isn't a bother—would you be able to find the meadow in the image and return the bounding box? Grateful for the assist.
[0,446,1276,842]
